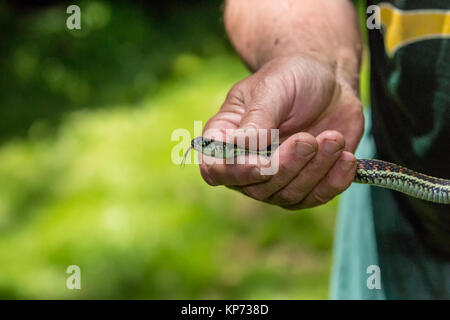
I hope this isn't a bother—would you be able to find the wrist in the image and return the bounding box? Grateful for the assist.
[257,48,360,94]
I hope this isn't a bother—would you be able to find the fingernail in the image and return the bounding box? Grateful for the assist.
[296,142,315,156]
[324,140,343,154]
[340,159,355,171]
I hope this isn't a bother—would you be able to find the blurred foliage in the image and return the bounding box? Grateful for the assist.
[0,0,340,299]
[355,0,371,107]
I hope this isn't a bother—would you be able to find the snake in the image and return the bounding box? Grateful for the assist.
[185,136,450,204]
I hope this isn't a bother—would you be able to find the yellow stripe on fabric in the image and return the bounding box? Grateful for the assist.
[379,3,450,56]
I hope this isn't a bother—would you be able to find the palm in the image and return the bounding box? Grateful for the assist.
[205,56,363,152]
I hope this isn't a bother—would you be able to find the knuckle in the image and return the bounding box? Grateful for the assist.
[242,186,268,201]
[354,108,365,137]
[354,100,363,111]
[247,166,270,183]
[327,181,345,194]
[277,161,291,173]
[349,94,363,108]
[311,188,333,205]
[308,159,325,175]
[200,165,218,186]
[253,76,271,95]
[346,95,364,124]
[329,177,352,193]
[226,82,246,105]
[276,188,302,206]
[227,164,246,180]
[329,164,355,190]
[251,75,281,101]
[348,100,364,122]
[231,166,254,185]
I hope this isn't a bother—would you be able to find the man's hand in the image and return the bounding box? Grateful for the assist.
[199,55,364,209]
[199,0,363,209]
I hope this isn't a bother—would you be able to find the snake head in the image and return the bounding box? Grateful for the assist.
[191,136,230,158]
[181,137,212,167]
[191,136,213,152]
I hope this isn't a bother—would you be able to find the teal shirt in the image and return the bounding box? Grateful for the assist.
[331,114,450,299]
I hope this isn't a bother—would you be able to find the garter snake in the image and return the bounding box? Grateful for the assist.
[186,136,450,204]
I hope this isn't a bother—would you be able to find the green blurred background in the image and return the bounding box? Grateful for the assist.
[0,0,368,299]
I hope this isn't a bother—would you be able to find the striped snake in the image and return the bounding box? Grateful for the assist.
[186,136,450,204]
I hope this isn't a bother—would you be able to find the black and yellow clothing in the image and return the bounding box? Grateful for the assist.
[332,0,450,299]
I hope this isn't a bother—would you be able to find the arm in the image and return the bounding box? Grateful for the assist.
[225,0,362,88]
[199,0,364,209]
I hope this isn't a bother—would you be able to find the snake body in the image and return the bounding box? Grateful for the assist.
[188,137,450,204]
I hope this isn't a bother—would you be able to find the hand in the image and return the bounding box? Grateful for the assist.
[199,55,364,209]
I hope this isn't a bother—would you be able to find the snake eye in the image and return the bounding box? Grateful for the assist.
[201,138,212,147]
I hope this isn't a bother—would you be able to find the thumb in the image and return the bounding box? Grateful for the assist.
[239,107,278,132]
[235,93,286,149]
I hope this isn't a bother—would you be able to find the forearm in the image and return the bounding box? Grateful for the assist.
[224,0,362,88]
